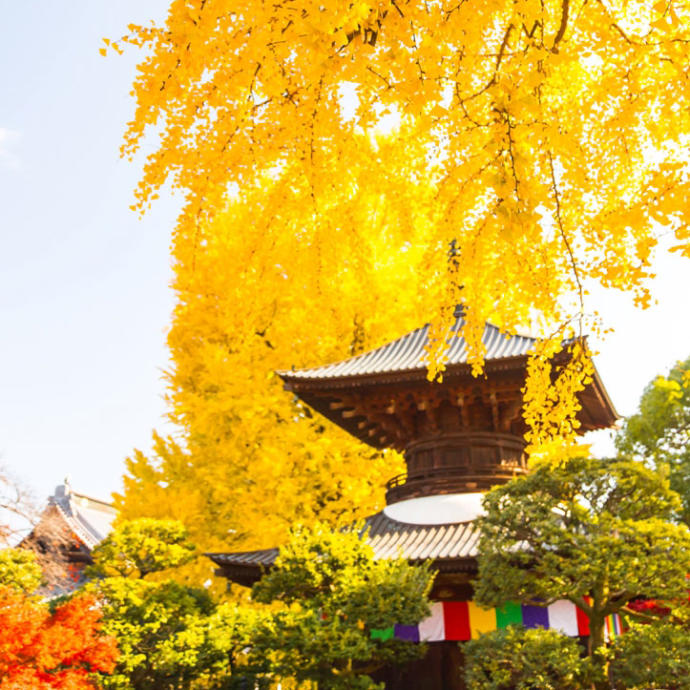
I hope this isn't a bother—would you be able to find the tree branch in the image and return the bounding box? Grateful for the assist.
[460,23,514,104]
[552,0,570,51]
[548,150,585,323]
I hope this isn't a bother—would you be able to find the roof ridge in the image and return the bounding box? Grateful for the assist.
[69,491,116,512]
[278,314,538,382]
[51,500,100,549]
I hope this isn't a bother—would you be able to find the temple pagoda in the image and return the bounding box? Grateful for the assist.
[208,308,618,688]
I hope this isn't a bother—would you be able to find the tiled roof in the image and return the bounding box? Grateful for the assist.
[49,484,116,550]
[207,512,480,576]
[209,546,279,568]
[279,308,536,383]
[18,482,117,598]
[277,307,618,437]
[364,512,479,561]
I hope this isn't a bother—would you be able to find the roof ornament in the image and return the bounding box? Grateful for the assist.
[53,476,73,501]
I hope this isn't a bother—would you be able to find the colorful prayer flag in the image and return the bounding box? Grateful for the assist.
[394,623,420,642]
[521,604,549,629]
[442,601,470,641]
[467,601,496,639]
[496,601,522,628]
[576,601,591,636]
[371,598,624,644]
[371,626,394,641]
[547,600,579,637]
[419,602,445,641]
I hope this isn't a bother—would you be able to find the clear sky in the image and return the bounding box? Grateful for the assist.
[0,1,176,503]
[1,2,689,507]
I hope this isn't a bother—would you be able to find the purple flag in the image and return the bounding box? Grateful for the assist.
[395,623,420,642]
[521,605,549,629]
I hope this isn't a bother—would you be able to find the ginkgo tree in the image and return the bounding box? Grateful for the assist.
[110,0,690,458]
[110,0,690,575]
[110,0,690,359]
[117,169,436,579]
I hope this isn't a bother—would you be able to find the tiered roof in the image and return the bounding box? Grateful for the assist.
[208,513,479,585]
[210,310,619,587]
[279,310,618,447]
[280,313,537,382]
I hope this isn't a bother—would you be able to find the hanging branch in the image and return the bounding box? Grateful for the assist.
[548,150,585,329]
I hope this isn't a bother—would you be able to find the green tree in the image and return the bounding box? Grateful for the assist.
[88,518,196,578]
[88,519,248,690]
[465,621,690,690]
[473,456,690,682]
[89,519,432,689]
[158,603,272,690]
[608,620,690,690]
[93,577,216,689]
[464,626,590,690]
[616,355,690,524]
[251,523,433,689]
[0,548,42,592]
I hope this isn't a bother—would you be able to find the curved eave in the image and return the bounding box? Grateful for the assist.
[208,513,481,587]
[208,548,279,568]
[208,547,278,587]
[279,353,532,393]
[589,360,620,425]
[211,555,477,588]
[281,355,533,450]
[280,355,618,449]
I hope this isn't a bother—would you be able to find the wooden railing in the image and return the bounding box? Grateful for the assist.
[385,465,526,504]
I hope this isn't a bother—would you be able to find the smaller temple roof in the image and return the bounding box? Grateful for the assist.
[208,513,480,585]
[279,309,536,386]
[48,481,117,550]
[18,480,117,597]
[363,513,479,563]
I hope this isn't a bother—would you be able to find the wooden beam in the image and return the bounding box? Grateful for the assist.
[489,391,500,431]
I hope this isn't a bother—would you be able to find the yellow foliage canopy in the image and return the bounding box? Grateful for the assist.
[114,0,690,348]
[113,0,690,580]
[117,155,440,584]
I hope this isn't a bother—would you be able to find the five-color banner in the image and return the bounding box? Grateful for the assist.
[371,600,624,642]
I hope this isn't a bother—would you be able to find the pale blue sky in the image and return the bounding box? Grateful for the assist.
[0,2,689,507]
[0,1,176,502]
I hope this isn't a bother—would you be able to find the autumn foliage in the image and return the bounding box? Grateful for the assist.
[0,587,118,689]
[108,0,690,583]
[111,0,690,358]
[102,0,690,489]
[115,189,429,580]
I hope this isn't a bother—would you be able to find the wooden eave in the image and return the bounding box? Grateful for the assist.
[281,355,618,449]
[209,512,483,587]
[209,553,479,588]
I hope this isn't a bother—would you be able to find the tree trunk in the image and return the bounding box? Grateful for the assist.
[588,615,609,690]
